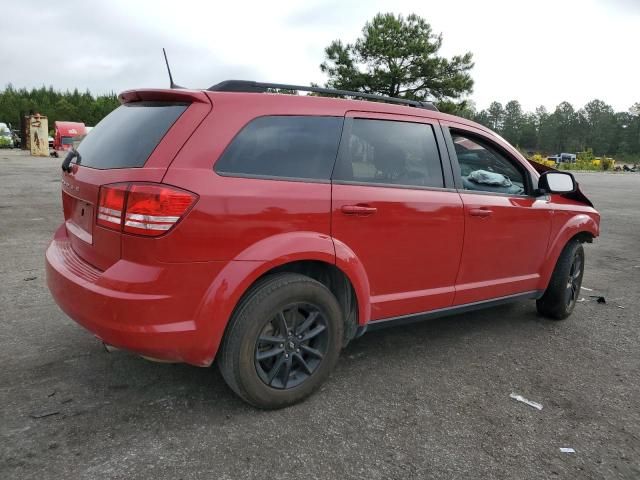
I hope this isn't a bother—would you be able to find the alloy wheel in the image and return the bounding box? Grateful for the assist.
[254,303,329,389]
[566,253,583,307]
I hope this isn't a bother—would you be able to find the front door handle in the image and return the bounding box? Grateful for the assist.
[341,204,377,216]
[469,208,493,218]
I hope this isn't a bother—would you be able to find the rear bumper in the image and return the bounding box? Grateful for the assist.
[45,225,226,366]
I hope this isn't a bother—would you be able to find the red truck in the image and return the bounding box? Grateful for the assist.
[53,121,86,151]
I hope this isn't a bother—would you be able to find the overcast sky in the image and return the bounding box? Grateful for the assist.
[2,0,638,112]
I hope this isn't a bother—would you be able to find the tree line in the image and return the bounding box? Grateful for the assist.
[454,99,640,161]
[0,84,119,132]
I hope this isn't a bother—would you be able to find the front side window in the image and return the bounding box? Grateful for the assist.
[215,116,343,180]
[452,132,527,195]
[333,119,444,188]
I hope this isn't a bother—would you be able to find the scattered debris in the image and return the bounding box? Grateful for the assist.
[560,447,576,453]
[617,305,625,309]
[23,276,37,281]
[580,286,594,292]
[509,393,543,410]
[61,398,73,404]
[29,410,60,419]
[47,390,56,397]
[589,295,606,304]
[577,297,586,303]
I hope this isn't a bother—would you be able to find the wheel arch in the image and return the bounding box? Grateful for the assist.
[539,213,598,291]
[255,260,360,345]
[194,233,371,365]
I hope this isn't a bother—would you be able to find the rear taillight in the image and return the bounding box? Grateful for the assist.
[97,183,127,230]
[97,183,197,237]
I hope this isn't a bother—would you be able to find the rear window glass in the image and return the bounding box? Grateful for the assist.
[76,102,187,169]
[215,116,343,181]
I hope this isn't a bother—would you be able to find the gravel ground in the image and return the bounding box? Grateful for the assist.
[1,149,639,479]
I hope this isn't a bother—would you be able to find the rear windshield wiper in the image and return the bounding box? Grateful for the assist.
[61,148,81,173]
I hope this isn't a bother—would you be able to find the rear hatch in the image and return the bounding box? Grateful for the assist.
[60,89,211,270]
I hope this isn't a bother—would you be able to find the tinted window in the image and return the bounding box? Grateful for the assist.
[452,133,527,195]
[76,102,187,169]
[333,119,444,188]
[215,116,343,180]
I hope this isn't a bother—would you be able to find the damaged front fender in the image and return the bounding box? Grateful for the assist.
[528,160,594,208]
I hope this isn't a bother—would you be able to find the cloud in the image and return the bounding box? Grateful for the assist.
[1,0,638,112]
[285,1,372,29]
[598,0,640,14]
[0,0,260,94]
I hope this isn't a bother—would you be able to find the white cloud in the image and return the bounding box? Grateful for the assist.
[1,0,638,112]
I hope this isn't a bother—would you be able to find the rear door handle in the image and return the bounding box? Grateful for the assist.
[341,204,377,216]
[469,208,493,218]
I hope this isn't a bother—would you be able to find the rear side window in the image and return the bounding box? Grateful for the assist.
[76,102,187,169]
[215,116,343,181]
[333,119,444,188]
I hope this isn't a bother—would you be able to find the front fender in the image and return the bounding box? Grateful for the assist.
[192,231,372,365]
[539,212,599,290]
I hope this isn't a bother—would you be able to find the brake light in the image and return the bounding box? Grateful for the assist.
[124,184,196,236]
[97,183,197,237]
[97,183,127,230]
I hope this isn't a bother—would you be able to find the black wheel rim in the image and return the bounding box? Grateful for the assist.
[254,303,329,390]
[566,253,583,307]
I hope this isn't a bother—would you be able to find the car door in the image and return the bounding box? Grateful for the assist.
[441,123,553,305]
[331,112,464,321]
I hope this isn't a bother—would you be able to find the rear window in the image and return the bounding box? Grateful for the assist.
[214,116,343,181]
[76,101,187,169]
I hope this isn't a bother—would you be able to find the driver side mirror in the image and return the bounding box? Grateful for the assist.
[537,171,576,194]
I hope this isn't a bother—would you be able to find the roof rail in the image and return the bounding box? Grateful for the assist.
[208,80,439,112]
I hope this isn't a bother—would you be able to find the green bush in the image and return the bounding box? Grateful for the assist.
[0,137,12,148]
[558,160,599,171]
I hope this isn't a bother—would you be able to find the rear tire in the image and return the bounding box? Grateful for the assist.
[218,273,343,409]
[536,240,585,320]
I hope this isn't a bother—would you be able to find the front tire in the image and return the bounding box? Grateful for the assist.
[536,240,585,320]
[218,273,343,409]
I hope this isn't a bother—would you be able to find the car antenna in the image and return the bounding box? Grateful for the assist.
[162,48,184,89]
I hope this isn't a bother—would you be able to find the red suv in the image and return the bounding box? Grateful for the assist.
[46,81,600,408]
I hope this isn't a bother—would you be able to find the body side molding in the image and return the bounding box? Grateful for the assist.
[356,290,543,336]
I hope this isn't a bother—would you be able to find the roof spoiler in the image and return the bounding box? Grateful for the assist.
[208,80,438,111]
[119,89,210,105]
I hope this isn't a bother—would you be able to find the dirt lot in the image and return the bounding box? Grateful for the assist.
[1,149,639,479]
